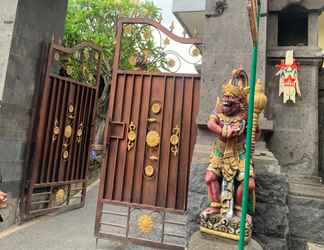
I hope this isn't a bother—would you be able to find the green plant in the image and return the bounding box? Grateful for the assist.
[64,0,163,76]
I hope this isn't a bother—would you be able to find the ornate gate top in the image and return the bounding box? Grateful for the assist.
[113,18,203,74]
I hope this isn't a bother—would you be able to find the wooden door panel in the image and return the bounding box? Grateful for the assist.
[102,73,199,211]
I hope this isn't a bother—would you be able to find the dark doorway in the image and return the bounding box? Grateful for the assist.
[278,5,308,46]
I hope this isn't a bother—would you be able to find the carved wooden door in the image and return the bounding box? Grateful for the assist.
[95,18,202,249]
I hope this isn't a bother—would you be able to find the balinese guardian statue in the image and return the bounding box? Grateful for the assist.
[200,68,266,241]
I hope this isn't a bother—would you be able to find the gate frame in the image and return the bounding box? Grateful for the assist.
[95,18,202,249]
[21,39,103,221]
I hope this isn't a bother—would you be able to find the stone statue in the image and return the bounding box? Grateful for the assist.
[200,69,267,241]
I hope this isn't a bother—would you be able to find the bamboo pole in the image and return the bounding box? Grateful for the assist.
[238,1,261,249]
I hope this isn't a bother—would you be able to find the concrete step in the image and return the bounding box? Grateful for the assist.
[289,182,324,199]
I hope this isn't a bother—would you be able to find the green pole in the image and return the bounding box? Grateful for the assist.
[238,3,261,250]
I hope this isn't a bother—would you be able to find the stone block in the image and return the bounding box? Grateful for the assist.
[288,196,324,242]
[255,173,288,206]
[254,202,289,239]
[189,163,208,194]
[254,234,288,250]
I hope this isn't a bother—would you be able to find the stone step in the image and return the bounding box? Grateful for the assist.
[289,175,322,186]
[289,182,324,199]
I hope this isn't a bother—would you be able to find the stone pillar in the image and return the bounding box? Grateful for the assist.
[266,4,323,176]
[0,0,68,230]
[0,0,19,103]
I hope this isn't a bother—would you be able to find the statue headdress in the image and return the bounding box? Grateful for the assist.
[223,68,249,100]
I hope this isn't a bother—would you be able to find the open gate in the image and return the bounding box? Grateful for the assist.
[95,18,202,249]
[22,41,102,219]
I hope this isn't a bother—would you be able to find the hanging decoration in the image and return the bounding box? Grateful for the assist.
[276,50,301,103]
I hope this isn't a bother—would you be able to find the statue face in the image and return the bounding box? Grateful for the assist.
[221,94,241,116]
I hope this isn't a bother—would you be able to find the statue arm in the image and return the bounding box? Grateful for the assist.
[207,113,222,136]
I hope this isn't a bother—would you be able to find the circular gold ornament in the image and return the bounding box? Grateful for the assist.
[54,52,60,61]
[146,130,160,147]
[63,150,69,159]
[144,165,154,177]
[56,189,65,204]
[137,214,154,234]
[53,126,60,135]
[64,125,73,138]
[68,104,74,113]
[151,102,161,114]
[170,134,179,145]
[128,130,136,141]
[167,59,176,68]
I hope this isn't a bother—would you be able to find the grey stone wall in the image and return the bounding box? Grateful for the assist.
[0,0,18,102]
[266,54,321,177]
[319,71,324,180]
[200,0,267,124]
[0,0,68,230]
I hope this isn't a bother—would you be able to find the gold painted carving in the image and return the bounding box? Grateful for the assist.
[127,122,136,151]
[62,104,75,160]
[52,119,60,141]
[137,214,154,234]
[64,125,73,139]
[63,150,69,160]
[147,118,157,123]
[76,123,83,144]
[170,125,180,156]
[149,155,159,161]
[144,165,154,177]
[146,130,160,148]
[151,102,161,114]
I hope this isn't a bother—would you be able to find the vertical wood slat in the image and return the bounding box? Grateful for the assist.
[66,84,81,181]
[111,74,128,198]
[123,75,143,202]
[176,77,194,210]
[153,76,167,206]
[52,79,68,182]
[105,74,126,199]
[61,82,76,181]
[57,81,71,181]
[48,79,63,182]
[184,77,200,210]
[75,87,90,180]
[167,77,185,209]
[38,77,56,183]
[45,78,60,183]
[70,86,85,180]
[114,74,135,200]
[80,89,96,180]
[76,87,91,180]
[156,76,175,207]
[142,76,166,206]
[132,75,152,203]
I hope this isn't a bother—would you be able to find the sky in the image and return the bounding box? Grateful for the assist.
[151,0,201,73]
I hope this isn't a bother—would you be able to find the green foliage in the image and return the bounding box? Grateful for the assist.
[64,0,163,76]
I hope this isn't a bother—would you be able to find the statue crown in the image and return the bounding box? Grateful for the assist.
[222,69,248,99]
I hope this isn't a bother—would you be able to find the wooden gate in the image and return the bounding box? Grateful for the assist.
[95,18,202,249]
[22,41,102,219]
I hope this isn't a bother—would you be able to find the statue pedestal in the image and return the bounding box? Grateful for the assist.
[188,231,263,250]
